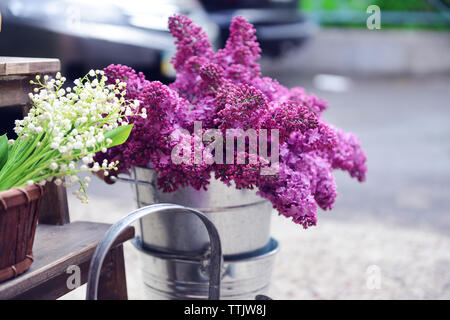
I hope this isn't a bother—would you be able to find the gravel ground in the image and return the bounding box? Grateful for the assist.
[60,74,450,300]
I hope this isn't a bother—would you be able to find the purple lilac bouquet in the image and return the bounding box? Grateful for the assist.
[94,15,367,229]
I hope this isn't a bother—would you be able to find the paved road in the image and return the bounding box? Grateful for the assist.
[275,74,450,235]
[62,74,450,300]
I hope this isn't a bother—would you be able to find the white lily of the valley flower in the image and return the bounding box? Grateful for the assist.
[4,70,144,201]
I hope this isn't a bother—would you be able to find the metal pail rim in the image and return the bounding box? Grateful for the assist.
[133,237,279,263]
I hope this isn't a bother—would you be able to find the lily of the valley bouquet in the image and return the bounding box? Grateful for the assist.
[94,15,368,228]
[0,70,140,201]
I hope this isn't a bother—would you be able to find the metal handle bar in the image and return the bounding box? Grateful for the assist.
[86,203,223,300]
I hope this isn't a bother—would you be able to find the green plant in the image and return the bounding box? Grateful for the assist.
[0,70,142,202]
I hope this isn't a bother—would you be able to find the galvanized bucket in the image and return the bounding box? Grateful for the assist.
[136,238,279,300]
[125,166,278,300]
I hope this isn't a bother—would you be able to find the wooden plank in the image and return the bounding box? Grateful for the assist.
[14,258,91,300]
[0,221,135,299]
[97,245,128,300]
[0,57,60,76]
[15,247,128,300]
[0,75,33,108]
[38,183,70,225]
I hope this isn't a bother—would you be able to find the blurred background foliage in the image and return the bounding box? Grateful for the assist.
[299,0,450,29]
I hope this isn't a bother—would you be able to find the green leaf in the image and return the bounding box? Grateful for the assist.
[104,124,134,148]
[0,134,9,171]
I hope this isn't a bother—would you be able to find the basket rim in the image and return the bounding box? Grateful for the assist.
[0,184,45,213]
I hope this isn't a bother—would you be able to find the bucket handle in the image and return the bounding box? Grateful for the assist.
[86,203,222,300]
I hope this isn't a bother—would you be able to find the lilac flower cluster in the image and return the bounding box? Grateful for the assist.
[95,14,367,228]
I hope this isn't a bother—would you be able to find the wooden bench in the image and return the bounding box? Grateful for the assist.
[0,57,134,300]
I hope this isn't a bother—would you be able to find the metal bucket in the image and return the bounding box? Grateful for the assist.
[126,166,277,299]
[136,238,279,300]
[130,166,273,256]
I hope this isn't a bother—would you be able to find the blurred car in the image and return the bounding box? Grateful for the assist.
[0,0,314,138]
[0,0,314,79]
[200,0,316,57]
[0,0,219,138]
[0,0,219,79]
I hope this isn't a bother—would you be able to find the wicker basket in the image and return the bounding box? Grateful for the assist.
[0,184,45,282]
